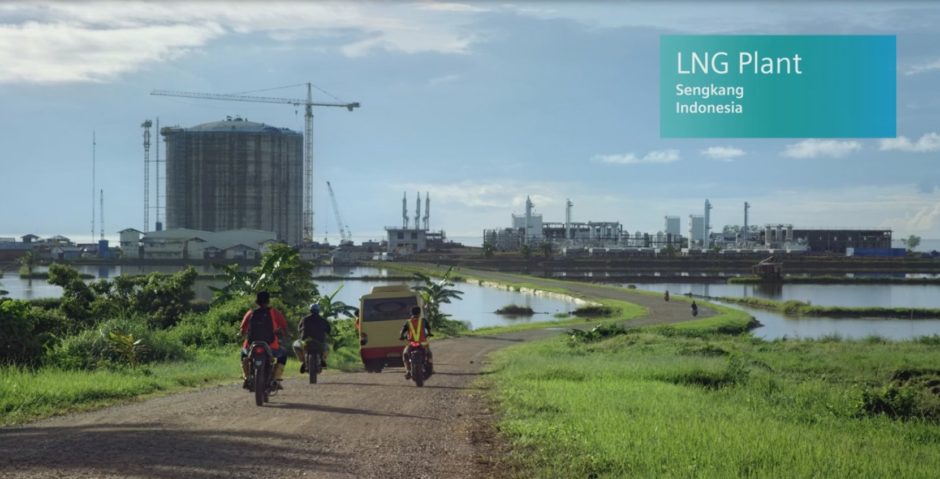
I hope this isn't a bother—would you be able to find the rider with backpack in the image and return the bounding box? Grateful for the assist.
[240,291,289,389]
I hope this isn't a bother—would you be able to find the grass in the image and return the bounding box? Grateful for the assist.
[719,296,940,319]
[729,275,940,285]
[486,331,940,478]
[0,347,238,426]
[0,344,365,426]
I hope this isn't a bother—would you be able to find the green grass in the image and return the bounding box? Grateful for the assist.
[668,303,759,334]
[729,275,940,285]
[719,296,940,319]
[486,332,940,478]
[0,347,240,425]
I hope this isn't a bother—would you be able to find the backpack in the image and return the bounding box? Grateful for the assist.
[247,307,275,344]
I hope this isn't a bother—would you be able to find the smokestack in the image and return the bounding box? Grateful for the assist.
[565,199,572,240]
[704,199,712,249]
[415,192,421,230]
[424,193,430,231]
[402,192,408,229]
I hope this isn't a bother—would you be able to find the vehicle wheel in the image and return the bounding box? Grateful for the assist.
[412,361,424,387]
[254,368,265,406]
[307,353,318,384]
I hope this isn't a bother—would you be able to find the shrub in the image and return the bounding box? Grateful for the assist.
[495,305,535,316]
[573,305,617,318]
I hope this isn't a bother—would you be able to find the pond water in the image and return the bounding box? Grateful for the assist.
[1,265,580,330]
[630,282,940,340]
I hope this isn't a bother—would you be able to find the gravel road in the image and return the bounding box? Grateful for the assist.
[1,275,708,478]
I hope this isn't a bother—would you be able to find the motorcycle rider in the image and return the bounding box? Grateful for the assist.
[691,300,699,317]
[292,303,331,373]
[399,306,433,379]
[240,291,289,389]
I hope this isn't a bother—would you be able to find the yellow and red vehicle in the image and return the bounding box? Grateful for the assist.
[357,285,422,372]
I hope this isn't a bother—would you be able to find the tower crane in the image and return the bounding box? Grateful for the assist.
[150,83,360,243]
[325,181,352,246]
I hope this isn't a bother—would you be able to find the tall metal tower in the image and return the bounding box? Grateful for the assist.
[704,199,712,249]
[565,199,573,240]
[142,120,152,232]
[415,192,421,230]
[154,117,163,231]
[99,189,105,240]
[91,131,96,242]
[743,201,750,248]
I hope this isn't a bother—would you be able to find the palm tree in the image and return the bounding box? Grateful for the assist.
[412,267,464,329]
[19,250,37,284]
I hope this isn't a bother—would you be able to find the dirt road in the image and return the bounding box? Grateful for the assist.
[0,275,705,478]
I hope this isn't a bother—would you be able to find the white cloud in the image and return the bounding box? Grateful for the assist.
[701,146,745,162]
[594,149,680,165]
[397,180,561,210]
[904,59,940,76]
[879,132,940,153]
[782,139,861,159]
[0,2,483,83]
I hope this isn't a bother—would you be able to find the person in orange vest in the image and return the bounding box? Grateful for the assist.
[399,306,433,379]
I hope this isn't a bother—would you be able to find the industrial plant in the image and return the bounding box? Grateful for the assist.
[482,196,894,256]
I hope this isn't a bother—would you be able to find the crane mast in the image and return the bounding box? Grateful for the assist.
[150,84,359,243]
[326,181,352,245]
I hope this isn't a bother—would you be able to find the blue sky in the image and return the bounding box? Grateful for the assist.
[1,1,939,244]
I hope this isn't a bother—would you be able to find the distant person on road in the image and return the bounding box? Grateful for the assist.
[400,306,433,379]
[691,300,699,317]
[293,303,332,372]
[240,291,289,388]
[664,291,670,302]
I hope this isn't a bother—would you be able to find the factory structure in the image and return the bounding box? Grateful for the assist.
[385,192,448,255]
[482,196,894,255]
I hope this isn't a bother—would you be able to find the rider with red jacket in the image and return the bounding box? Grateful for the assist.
[399,306,433,379]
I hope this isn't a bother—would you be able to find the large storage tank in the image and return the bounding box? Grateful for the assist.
[162,117,303,245]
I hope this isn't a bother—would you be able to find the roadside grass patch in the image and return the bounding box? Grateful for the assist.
[486,332,940,477]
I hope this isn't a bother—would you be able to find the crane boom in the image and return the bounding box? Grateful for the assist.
[325,181,352,245]
[150,90,360,110]
[150,83,359,244]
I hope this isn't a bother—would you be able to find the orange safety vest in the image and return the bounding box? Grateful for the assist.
[406,317,428,344]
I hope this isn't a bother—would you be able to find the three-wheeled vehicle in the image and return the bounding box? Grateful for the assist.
[357,285,422,373]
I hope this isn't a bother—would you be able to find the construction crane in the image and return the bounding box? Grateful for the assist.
[150,83,360,243]
[325,181,352,246]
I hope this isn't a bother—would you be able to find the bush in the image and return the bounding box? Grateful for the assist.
[47,317,189,370]
[573,305,617,318]
[170,297,251,348]
[495,305,535,316]
[0,300,44,364]
[569,323,629,345]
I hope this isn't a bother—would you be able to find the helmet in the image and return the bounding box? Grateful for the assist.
[309,303,320,313]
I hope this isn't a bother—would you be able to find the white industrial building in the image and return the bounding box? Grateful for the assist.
[688,215,705,246]
[119,228,278,260]
[665,216,680,236]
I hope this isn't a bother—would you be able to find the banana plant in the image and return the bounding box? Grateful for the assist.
[412,267,464,328]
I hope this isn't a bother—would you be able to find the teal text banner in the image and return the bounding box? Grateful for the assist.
[660,35,896,138]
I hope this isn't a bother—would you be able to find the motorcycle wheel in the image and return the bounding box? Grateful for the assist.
[307,353,318,384]
[412,355,424,387]
[254,367,265,406]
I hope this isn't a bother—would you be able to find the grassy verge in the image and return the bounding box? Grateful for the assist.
[486,330,940,478]
[718,296,940,319]
[0,344,364,426]
[0,347,238,426]
[729,275,940,285]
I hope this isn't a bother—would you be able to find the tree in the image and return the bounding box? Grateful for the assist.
[19,250,37,281]
[411,267,464,329]
[902,235,922,252]
[520,244,532,260]
[482,241,495,258]
[210,243,317,309]
[48,263,96,325]
[540,241,553,259]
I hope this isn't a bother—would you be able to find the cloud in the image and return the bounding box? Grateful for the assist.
[879,132,940,152]
[782,139,861,159]
[396,180,562,210]
[701,146,745,162]
[428,73,461,86]
[0,2,483,83]
[594,149,680,165]
[905,59,940,76]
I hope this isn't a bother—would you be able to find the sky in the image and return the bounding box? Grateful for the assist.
[1,1,939,245]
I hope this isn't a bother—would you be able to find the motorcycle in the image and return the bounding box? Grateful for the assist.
[405,341,432,387]
[246,341,278,406]
[303,339,323,384]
